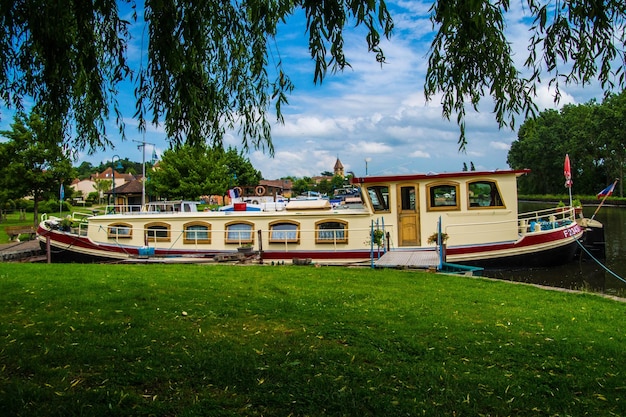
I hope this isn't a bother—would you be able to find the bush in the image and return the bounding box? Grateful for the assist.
[38,199,71,213]
[2,199,16,211]
[14,199,35,212]
[87,191,99,203]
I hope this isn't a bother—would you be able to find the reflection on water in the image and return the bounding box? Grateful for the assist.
[487,203,626,296]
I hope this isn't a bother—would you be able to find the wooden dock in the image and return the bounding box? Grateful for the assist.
[0,239,45,262]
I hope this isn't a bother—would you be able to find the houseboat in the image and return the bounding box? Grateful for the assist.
[37,169,589,268]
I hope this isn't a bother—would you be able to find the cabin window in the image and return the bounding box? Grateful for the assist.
[107,223,132,239]
[427,183,460,211]
[315,220,348,243]
[468,181,504,208]
[225,221,254,244]
[366,185,390,212]
[269,221,300,243]
[183,222,211,244]
[145,222,171,242]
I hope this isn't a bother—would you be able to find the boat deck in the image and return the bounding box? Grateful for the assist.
[374,249,439,269]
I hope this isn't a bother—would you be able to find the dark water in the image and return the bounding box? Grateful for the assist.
[488,203,626,296]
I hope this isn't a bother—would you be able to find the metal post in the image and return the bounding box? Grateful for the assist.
[370,220,375,268]
[257,229,263,264]
[134,138,155,208]
[111,154,121,211]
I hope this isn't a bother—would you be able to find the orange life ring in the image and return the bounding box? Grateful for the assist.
[255,186,265,196]
[233,187,243,196]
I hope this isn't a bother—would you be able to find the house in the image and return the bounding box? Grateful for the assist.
[70,167,136,202]
[104,179,144,208]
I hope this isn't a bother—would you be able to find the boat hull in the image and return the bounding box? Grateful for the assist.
[37,220,584,268]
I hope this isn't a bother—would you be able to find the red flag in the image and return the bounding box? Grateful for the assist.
[564,154,572,188]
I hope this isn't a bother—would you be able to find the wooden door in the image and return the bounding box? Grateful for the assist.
[397,184,420,246]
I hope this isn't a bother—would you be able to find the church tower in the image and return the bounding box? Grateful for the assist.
[333,158,344,177]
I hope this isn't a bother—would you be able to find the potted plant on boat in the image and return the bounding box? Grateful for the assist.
[370,229,385,248]
[428,231,449,261]
[427,232,448,245]
[556,200,566,212]
[572,198,583,217]
[237,242,254,253]
[59,216,73,232]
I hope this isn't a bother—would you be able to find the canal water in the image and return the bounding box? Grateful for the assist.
[487,202,626,296]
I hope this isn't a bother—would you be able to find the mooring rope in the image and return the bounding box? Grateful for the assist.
[576,239,626,284]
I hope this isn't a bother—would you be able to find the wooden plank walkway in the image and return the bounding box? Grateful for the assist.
[374,249,439,269]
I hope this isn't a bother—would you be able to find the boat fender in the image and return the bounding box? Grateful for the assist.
[234,187,243,196]
[255,186,265,196]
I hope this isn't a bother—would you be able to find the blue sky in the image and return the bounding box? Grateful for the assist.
[1,1,607,180]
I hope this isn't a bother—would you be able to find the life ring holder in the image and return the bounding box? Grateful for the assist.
[233,187,243,196]
[255,186,265,196]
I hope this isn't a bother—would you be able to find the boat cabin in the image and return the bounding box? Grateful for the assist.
[352,170,528,247]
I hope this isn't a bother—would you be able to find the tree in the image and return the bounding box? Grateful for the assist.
[220,147,263,188]
[0,112,74,226]
[507,96,625,196]
[93,179,112,205]
[75,161,95,180]
[593,92,626,197]
[508,109,574,194]
[2,1,624,153]
[291,178,312,196]
[330,174,347,191]
[148,145,261,200]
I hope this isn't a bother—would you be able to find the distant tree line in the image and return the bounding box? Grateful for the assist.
[507,91,626,197]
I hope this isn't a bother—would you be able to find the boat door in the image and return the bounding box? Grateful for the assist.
[397,184,420,246]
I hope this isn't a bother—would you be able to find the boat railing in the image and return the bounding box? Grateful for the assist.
[103,204,144,214]
[442,206,576,242]
[517,206,575,234]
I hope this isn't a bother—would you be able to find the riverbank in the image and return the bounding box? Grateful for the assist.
[519,195,626,207]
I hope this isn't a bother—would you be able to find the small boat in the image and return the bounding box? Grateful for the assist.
[37,169,592,268]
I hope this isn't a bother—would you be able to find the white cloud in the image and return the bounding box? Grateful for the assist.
[409,150,430,158]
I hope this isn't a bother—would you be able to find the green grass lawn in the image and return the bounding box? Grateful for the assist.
[1,264,625,416]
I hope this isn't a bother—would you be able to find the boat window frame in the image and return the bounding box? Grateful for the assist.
[183,221,212,244]
[225,221,255,245]
[315,219,349,244]
[268,220,300,244]
[107,222,133,239]
[467,180,506,209]
[144,222,171,242]
[426,182,461,211]
[365,185,390,213]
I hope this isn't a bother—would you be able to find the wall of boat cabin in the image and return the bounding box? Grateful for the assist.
[359,173,521,247]
[85,211,377,253]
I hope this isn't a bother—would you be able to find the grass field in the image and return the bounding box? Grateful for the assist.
[1,264,624,416]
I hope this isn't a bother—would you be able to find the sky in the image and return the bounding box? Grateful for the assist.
[1,1,610,180]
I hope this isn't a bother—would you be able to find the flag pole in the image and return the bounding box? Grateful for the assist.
[590,179,618,221]
[568,184,572,207]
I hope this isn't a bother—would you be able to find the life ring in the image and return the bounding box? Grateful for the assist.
[233,187,243,196]
[255,186,265,196]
